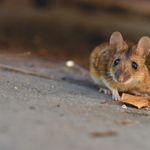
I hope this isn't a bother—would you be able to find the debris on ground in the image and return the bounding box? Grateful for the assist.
[90,130,118,137]
[101,93,150,109]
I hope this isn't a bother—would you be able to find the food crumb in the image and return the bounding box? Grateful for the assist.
[122,104,127,109]
[7,81,9,83]
[99,105,102,108]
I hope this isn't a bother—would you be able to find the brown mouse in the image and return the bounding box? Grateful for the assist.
[90,31,150,100]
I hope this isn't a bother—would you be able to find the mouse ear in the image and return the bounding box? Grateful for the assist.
[110,32,128,52]
[136,36,150,58]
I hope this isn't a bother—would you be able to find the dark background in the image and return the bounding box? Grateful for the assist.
[1,0,150,69]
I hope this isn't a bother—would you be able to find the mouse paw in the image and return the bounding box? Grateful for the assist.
[112,89,120,101]
[99,88,112,95]
[143,94,149,99]
[129,90,149,99]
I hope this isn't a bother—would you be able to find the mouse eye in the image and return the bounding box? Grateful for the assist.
[132,62,138,69]
[114,59,120,66]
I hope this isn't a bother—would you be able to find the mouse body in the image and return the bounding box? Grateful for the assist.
[90,32,150,100]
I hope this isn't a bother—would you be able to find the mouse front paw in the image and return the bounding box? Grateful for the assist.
[112,94,121,101]
[143,94,149,99]
[99,88,112,95]
[112,89,120,101]
[129,90,149,99]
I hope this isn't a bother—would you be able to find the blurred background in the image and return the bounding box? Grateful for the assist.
[0,0,150,70]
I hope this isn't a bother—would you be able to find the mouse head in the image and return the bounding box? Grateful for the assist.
[109,31,150,84]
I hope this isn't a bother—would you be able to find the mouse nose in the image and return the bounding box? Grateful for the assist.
[118,74,125,82]
[115,70,131,83]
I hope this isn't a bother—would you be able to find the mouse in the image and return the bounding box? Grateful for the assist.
[89,31,150,100]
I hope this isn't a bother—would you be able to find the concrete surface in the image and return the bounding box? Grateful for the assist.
[0,2,150,150]
[0,57,150,150]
